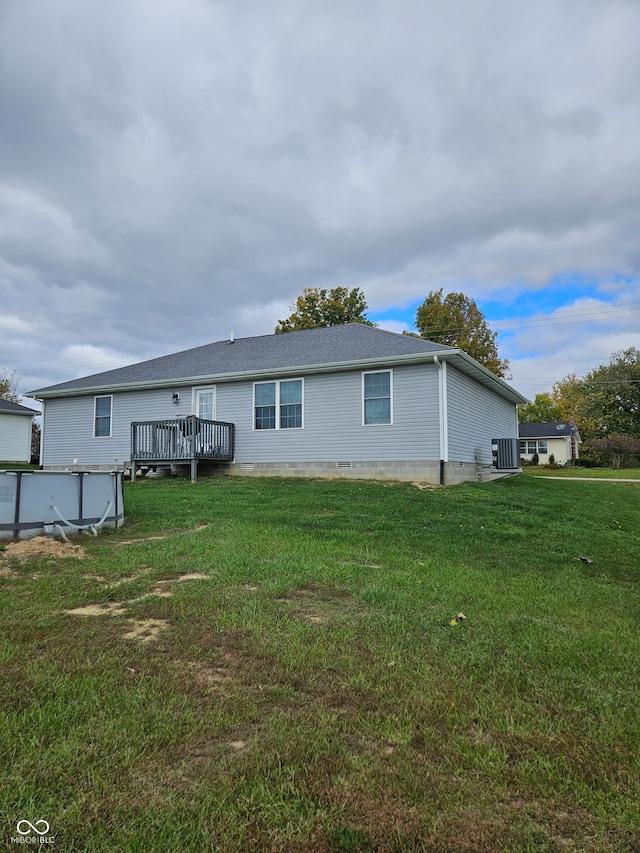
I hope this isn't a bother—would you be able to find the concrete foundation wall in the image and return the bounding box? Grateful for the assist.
[221,459,508,485]
[42,460,521,486]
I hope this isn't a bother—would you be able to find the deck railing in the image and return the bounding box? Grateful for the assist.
[131,416,235,466]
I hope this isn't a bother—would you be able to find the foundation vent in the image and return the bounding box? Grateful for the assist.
[336,461,352,469]
[241,462,255,470]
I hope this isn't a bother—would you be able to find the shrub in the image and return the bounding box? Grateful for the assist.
[584,434,640,469]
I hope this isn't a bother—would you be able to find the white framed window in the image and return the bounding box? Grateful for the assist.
[94,395,112,437]
[194,387,216,420]
[363,370,392,425]
[254,379,303,430]
[520,440,548,454]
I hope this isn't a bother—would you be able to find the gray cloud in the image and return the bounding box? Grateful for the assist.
[1,0,639,398]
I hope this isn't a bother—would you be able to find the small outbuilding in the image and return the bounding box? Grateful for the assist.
[0,399,37,464]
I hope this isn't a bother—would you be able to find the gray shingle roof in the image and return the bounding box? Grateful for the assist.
[518,422,577,438]
[31,324,454,396]
[0,398,37,415]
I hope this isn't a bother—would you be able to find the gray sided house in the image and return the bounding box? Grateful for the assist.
[29,324,527,485]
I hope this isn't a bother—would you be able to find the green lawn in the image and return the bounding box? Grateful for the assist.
[0,462,39,470]
[1,475,639,852]
[522,466,640,479]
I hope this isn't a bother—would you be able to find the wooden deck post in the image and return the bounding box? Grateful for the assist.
[190,458,198,483]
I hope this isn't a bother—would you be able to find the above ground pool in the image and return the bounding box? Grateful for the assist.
[0,470,124,540]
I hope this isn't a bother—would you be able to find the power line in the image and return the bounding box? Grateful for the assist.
[416,307,640,339]
[491,300,640,325]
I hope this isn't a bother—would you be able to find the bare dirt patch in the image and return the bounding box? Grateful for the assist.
[69,571,213,618]
[115,524,210,547]
[135,584,174,600]
[185,660,234,691]
[298,612,327,624]
[3,536,86,562]
[176,572,210,582]
[122,618,170,643]
[106,566,155,588]
[126,573,212,601]
[116,535,169,546]
[66,602,128,617]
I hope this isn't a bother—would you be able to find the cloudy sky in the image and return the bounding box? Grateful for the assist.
[1,0,639,406]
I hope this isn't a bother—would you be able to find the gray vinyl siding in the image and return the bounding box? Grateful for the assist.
[0,414,32,462]
[216,364,440,463]
[41,366,440,467]
[446,365,518,465]
[41,386,195,467]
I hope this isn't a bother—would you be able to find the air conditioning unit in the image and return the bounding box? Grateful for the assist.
[492,438,519,469]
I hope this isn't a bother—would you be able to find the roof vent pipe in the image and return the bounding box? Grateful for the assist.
[230,331,234,343]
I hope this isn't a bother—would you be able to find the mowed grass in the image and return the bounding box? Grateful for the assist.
[1,475,638,852]
[522,466,640,480]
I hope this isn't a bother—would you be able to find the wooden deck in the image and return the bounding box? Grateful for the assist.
[130,416,235,481]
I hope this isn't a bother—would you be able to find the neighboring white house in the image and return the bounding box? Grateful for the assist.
[0,399,37,463]
[29,324,528,485]
[519,420,582,465]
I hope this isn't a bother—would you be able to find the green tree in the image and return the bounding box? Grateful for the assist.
[517,392,563,424]
[549,373,592,432]
[0,368,20,403]
[275,287,375,333]
[551,348,640,440]
[583,347,640,438]
[414,289,510,378]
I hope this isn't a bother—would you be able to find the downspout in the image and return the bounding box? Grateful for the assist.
[434,356,448,485]
[39,400,45,468]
